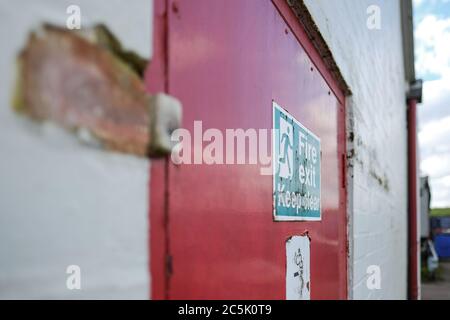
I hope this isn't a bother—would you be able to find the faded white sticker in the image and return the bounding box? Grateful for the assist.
[286,235,310,300]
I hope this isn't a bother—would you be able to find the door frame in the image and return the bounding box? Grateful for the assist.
[146,0,348,300]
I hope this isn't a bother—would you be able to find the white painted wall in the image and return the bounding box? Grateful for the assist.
[0,0,153,299]
[420,177,430,238]
[304,0,409,299]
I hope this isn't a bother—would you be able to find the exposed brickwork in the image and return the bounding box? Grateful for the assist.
[15,24,151,156]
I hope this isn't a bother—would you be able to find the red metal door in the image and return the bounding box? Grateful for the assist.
[148,0,347,299]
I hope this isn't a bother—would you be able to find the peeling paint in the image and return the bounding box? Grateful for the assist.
[12,24,181,157]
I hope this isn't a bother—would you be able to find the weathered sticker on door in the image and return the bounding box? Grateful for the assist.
[273,101,321,221]
[286,235,311,300]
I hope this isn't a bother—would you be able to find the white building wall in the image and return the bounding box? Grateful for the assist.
[420,178,430,238]
[304,0,409,299]
[0,0,153,299]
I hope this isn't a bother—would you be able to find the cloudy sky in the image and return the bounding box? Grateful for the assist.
[414,0,450,208]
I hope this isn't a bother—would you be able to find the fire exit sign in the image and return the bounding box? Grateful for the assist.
[273,101,321,221]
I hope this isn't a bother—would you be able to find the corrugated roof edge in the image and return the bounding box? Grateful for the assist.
[401,0,416,83]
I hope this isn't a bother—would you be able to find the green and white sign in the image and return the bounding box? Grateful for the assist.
[273,101,321,221]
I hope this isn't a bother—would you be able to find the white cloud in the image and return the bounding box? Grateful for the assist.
[420,153,450,178]
[419,116,450,180]
[429,176,450,208]
[418,85,450,207]
[419,116,450,207]
[419,116,450,149]
[415,13,450,207]
[418,79,450,129]
[415,14,450,79]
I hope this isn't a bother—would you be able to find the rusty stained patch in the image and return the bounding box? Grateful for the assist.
[369,169,390,192]
[345,131,391,192]
[13,24,154,157]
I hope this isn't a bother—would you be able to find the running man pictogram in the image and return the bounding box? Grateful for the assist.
[279,125,293,178]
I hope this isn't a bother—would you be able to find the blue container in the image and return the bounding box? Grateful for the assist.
[441,217,450,229]
[434,234,450,258]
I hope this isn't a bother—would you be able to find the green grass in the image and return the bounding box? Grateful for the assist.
[431,208,450,217]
